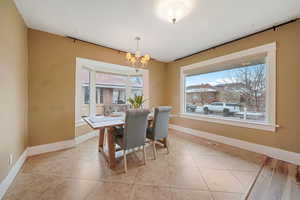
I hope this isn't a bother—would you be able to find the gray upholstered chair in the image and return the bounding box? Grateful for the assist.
[146,106,172,159]
[113,109,150,172]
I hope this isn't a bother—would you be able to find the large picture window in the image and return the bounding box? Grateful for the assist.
[180,43,276,131]
[185,64,266,122]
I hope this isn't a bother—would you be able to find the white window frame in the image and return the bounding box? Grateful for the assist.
[180,42,277,132]
[75,58,149,126]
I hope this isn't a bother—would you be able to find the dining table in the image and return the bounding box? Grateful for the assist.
[83,114,165,169]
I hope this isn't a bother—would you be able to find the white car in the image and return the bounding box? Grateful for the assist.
[203,102,240,116]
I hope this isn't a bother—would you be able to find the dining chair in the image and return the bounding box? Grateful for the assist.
[113,109,150,173]
[146,106,172,159]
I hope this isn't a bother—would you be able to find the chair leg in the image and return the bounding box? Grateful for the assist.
[152,140,157,160]
[123,150,127,173]
[165,137,170,154]
[142,145,147,165]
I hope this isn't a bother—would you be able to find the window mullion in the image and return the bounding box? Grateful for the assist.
[90,70,96,117]
[125,75,131,103]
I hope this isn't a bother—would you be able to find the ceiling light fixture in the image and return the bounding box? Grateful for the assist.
[156,0,194,24]
[125,37,150,71]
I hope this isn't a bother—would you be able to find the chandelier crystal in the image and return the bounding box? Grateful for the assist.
[126,37,150,71]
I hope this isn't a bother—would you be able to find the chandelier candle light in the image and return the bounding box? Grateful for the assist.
[126,37,150,71]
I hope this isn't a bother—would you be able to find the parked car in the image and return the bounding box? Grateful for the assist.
[203,102,241,116]
[186,104,197,112]
[195,106,203,113]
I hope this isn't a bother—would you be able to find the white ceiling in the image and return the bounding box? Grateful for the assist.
[14,0,300,62]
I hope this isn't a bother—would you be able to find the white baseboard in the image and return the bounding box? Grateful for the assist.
[27,139,75,157]
[0,149,28,200]
[169,124,300,165]
[75,131,98,145]
[27,131,99,157]
[0,131,100,199]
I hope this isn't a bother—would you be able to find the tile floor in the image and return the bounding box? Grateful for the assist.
[4,129,265,200]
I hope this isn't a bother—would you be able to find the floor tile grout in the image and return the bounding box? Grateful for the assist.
[5,131,265,200]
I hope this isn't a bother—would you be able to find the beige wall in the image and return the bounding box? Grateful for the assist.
[0,0,28,182]
[28,29,167,146]
[76,124,94,137]
[2,1,299,184]
[166,20,300,154]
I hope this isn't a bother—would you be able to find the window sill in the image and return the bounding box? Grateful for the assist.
[75,119,86,127]
[178,113,277,132]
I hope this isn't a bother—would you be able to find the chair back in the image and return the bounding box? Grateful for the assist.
[124,109,150,149]
[153,106,172,140]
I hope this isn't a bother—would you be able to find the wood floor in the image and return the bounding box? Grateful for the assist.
[246,157,300,200]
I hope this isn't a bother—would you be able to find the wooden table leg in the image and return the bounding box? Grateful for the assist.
[147,120,152,128]
[296,166,300,183]
[98,128,105,152]
[161,138,167,148]
[107,127,116,169]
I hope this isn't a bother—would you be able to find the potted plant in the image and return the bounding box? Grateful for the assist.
[127,95,147,109]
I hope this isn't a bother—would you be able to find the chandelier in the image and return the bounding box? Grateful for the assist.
[125,37,150,70]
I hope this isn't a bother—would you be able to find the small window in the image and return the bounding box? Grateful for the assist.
[83,86,90,104]
[112,88,126,104]
[95,72,127,105]
[129,76,144,97]
[96,87,103,104]
[80,68,90,117]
